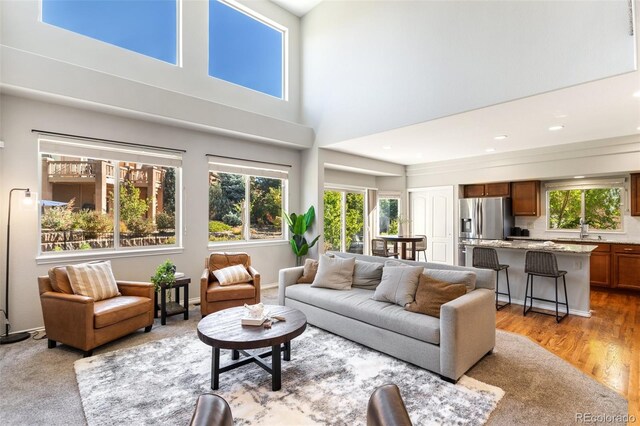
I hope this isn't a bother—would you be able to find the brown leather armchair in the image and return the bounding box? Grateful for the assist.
[200,252,260,317]
[38,267,155,357]
[367,384,413,426]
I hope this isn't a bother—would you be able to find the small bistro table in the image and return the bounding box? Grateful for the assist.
[378,235,423,261]
[197,305,307,391]
[154,277,191,325]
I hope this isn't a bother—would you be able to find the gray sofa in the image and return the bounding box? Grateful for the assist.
[278,252,496,382]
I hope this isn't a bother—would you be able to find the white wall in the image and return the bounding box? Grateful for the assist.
[302,0,636,145]
[0,95,302,332]
[0,0,313,147]
[324,169,377,189]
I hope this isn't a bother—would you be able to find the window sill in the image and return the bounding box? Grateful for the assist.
[36,246,184,265]
[208,240,289,250]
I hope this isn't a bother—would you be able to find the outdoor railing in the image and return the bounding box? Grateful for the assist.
[47,161,95,178]
[46,161,164,186]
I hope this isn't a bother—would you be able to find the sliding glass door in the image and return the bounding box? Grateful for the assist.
[323,189,365,254]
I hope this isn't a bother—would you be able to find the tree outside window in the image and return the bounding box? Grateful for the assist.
[208,171,284,242]
[323,189,365,253]
[548,187,622,231]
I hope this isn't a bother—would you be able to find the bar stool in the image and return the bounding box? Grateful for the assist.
[523,250,569,323]
[472,247,511,310]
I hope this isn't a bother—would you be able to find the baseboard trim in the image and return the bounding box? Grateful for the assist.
[498,295,591,318]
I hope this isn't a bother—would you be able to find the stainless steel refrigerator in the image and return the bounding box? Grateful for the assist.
[458,197,513,266]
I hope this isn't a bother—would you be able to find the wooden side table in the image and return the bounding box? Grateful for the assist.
[154,277,191,325]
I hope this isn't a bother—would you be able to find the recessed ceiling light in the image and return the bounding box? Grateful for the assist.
[485,148,496,153]
[574,175,585,179]
[382,146,391,150]
[554,113,568,118]
[634,90,640,98]
[548,125,564,131]
[494,135,508,140]
[637,126,640,131]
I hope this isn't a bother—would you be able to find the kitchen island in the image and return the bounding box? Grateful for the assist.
[463,240,597,317]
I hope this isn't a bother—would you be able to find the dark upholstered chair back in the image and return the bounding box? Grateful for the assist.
[525,250,560,276]
[367,384,412,426]
[472,247,500,270]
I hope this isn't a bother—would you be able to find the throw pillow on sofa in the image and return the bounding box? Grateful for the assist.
[372,265,423,306]
[352,260,384,290]
[297,258,319,284]
[311,255,355,290]
[66,261,120,301]
[424,269,476,292]
[213,264,252,286]
[405,274,467,318]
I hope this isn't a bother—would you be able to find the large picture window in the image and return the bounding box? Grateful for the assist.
[208,163,286,243]
[547,180,623,231]
[209,0,285,98]
[41,0,179,64]
[323,189,365,254]
[39,138,181,254]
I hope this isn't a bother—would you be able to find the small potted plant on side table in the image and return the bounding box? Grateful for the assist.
[151,260,180,325]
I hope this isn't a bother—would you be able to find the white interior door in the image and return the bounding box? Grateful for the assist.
[410,186,454,264]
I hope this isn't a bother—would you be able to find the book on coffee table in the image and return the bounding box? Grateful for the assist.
[241,316,267,326]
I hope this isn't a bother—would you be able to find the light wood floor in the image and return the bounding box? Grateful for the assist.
[496,288,639,420]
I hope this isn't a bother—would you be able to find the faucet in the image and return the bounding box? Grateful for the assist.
[579,218,589,240]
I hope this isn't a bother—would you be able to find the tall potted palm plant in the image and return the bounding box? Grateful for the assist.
[285,206,320,266]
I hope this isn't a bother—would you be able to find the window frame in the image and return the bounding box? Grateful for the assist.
[37,137,183,260]
[208,165,288,246]
[545,178,625,233]
[208,0,288,99]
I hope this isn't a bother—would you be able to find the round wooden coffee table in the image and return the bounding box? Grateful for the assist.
[197,305,307,391]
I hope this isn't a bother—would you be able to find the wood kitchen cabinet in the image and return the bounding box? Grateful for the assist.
[463,184,486,198]
[589,244,611,288]
[485,182,510,197]
[511,181,540,216]
[462,182,510,198]
[613,245,640,290]
[631,173,640,216]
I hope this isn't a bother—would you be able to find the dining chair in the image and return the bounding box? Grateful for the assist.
[371,238,399,258]
[414,235,427,261]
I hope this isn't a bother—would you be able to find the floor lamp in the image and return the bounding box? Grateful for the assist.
[1,188,32,344]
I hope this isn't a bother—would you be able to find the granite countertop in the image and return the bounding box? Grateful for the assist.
[508,236,640,245]
[463,239,597,254]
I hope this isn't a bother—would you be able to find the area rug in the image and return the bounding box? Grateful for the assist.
[75,326,504,426]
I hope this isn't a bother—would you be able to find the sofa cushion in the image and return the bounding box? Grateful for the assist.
[286,285,440,345]
[93,296,151,329]
[213,264,252,286]
[424,269,476,292]
[66,261,120,301]
[352,260,384,290]
[372,265,423,306]
[406,274,467,318]
[311,255,355,290]
[206,282,256,302]
[297,258,319,284]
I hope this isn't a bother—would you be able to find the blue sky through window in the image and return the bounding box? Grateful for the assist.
[42,0,177,64]
[209,1,283,98]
